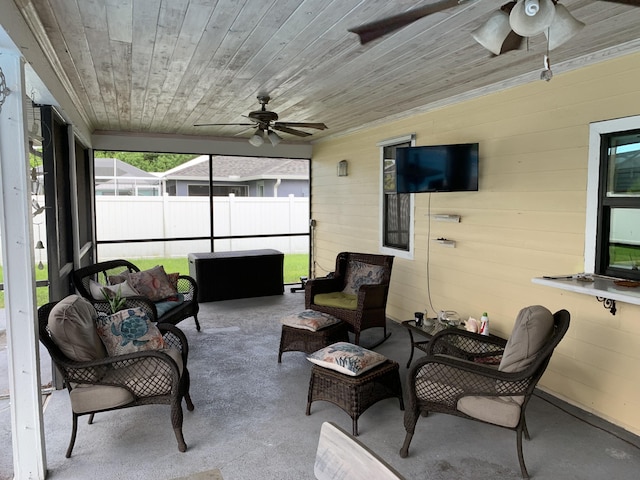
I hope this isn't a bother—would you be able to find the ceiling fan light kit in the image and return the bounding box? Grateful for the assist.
[267,130,282,146]
[509,0,556,36]
[471,10,513,56]
[544,4,585,50]
[249,128,264,147]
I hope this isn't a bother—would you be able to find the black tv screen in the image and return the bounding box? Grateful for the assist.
[395,143,479,193]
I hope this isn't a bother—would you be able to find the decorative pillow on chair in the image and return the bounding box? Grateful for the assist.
[96,307,165,356]
[154,294,185,317]
[342,261,385,295]
[166,272,180,291]
[48,295,106,362]
[281,309,342,331]
[89,279,139,301]
[307,342,387,376]
[120,265,178,302]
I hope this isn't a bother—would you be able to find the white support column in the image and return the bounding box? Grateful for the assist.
[0,53,47,479]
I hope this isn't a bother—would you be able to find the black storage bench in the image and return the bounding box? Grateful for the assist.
[188,249,284,302]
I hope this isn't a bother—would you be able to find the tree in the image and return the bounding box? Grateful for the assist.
[94,151,197,172]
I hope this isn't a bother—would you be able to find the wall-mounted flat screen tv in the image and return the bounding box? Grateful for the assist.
[395,143,479,193]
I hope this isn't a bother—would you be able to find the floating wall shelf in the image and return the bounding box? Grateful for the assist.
[433,239,456,248]
[432,214,461,223]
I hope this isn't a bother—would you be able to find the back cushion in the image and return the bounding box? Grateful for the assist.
[48,295,106,361]
[119,265,178,302]
[499,305,554,373]
[342,260,385,295]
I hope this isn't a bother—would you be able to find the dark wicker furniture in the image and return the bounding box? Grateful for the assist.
[305,252,394,347]
[188,249,284,301]
[38,301,194,457]
[72,259,200,331]
[278,322,349,363]
[401,319,504,368]
[400,308,570,479]
[306,359,404,436]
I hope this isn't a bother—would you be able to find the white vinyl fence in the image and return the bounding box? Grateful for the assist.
[97,194,310,259]
[7,195,309,265]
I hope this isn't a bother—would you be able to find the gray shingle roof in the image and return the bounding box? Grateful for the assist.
[161,155,309,180]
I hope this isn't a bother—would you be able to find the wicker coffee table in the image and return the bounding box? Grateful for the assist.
[306,359,404,436]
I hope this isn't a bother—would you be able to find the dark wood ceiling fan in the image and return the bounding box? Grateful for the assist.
[348,0,640,46]
[194,95,327,137]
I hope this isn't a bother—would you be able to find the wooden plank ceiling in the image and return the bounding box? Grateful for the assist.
[14,0,640,143]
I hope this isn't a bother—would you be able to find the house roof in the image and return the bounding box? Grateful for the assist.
[94,157,159,179]
[161,155,309,181]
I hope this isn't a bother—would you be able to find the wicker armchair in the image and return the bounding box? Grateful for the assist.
[38,299,194,457]
[305,252,394,347]
[399,306,570,479]
[72,259,200,331]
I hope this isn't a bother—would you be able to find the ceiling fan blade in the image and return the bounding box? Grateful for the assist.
[599,0,640,5]
[194,122,256,127]
[275,122,328,130]
[272,125,313,137]
[348,0,466,45]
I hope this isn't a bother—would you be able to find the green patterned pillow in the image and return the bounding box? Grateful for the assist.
[307,342,387,376]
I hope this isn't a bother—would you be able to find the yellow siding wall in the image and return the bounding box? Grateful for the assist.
[310,51,640,436]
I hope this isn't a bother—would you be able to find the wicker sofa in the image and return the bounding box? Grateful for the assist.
[72,259,200,331]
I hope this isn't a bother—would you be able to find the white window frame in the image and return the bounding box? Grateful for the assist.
[378,134,416,260]
[586,115,640,273]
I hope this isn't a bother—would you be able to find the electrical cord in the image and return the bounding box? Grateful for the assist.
[533,391,640,451]
[425,192,438,317]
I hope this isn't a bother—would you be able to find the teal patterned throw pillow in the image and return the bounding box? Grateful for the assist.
[96,307,165,356]
[307,342,387,376]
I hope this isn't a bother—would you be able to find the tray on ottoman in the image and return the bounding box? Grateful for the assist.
[306,359,404,436]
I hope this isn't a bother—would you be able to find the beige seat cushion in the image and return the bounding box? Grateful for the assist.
[70,384,135,414]
[499,305,554,373]
[47,295,106,362]
[313,292,357,310]
[457,395,523,428]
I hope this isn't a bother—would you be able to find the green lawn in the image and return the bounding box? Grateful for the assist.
[0,254,309,308]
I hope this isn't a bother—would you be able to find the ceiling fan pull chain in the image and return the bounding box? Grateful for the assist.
[540,54,553,82]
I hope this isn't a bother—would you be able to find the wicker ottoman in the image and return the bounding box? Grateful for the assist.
[306,359,404,436]
[278,311,349,363]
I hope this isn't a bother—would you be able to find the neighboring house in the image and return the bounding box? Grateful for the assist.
[94,157,161,196]
[161,155,309,197]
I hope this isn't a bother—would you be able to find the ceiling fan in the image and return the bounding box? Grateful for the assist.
[195,95,328,146]
[348,0,640,49]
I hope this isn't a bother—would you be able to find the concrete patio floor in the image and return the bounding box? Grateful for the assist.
[1,292,640,479]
